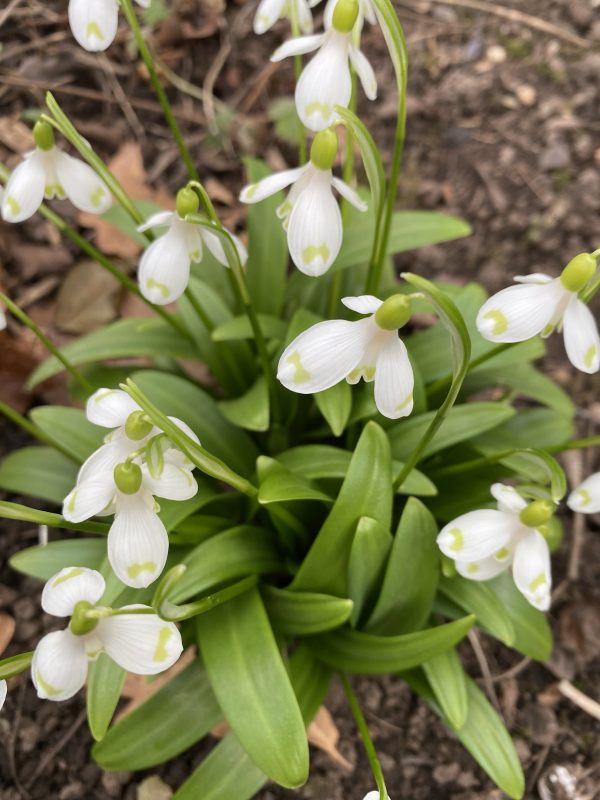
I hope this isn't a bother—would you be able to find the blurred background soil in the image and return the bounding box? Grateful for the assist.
[0,0,599,798]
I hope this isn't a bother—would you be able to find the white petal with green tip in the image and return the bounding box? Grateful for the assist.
[476,280,564,343]
[108,494,169,588]
[41,567,106,617]
[68,0,119,51]
[562,296,600,374]
[86,388,140,429]
[1,150,46,223]
[287,169,342,275]
[54,150,112,214]
[567,471,600,514]
[512,529,551,610]
[437,509,517,562]
[97,607,183,674]
[32,629,88,701]
[373,334,414,419]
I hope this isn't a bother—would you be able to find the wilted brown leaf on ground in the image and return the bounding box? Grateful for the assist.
[55,259,122,334]
[0,116,34,154]
[0,612,16,656]
[308,706,353,771]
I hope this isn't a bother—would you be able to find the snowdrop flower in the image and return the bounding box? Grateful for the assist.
[363,793,391,800]
[32,567,182,701]
[437,484,555,611]
[1,121,111,224]
[0,680,6,711]
[240,129,366,275]
[271,0,377,131]
[477,253,600,374]
[254,0,320,34]
[278,293,414,418]
[567,472,600,514]
[68,0,149,52]
[137,188,248,305]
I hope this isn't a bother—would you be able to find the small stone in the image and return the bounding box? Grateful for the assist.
[433,762,461,784]
[102,772,133,798]
[568,0,593,27]
[137,776,173,800]
[59,783,85,800]
[515,84,536,106]
[486,45,507,64]
[539,144,571,171]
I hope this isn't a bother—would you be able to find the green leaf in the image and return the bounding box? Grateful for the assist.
[0,651,33,680]
[29,406,105,463]
[100,200,162,247]
[315,381,352,437]
[423,647,468,731]
[268,96,304,146]
[262,586,353,636]
[335,106,385,223]
[0,447,77,504]
[219,376,269,432]
[291,421,392,596]
[439,575,515,646]
[197,587,309,788]
[212,314,286,342]
[27,318,196,388]
[10,539,107,581]
[87,654,126,742]
[93,659,222,769]
[473,408,574,454]
[0,501,108,535]
[488,573,553,660]
[258,459,332,505]
[310,616,474,673]
[347,517,392,626]
[244,158,289,316]
[367,498,439,634]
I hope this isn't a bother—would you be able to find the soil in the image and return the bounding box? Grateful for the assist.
[1,0,600,798]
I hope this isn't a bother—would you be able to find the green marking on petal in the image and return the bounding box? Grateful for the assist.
[395,392,413,413]
[52,567,83,587]
[86,648,103,660]
[528,573,547,592]
[584,344,597,369]
[66,490,78,515]
[577,488,592,507]
[541,323,555,337]
[466,563,479,574]
[447,527,464,553]
[286,351,311,384]
[153,626,173,662]
[276,200,292,218]
[302,244,330,265]
[347,365,375,382]
[305,101,332,121]
[483,310,508,336]
[85,21,104,41]
[5,196,20,216]
[495,547,510,560]
[36,670,62,698]
[127,561,157,580]
[90,186,106,209]
[243,183,259,200]
[146,278,170,299]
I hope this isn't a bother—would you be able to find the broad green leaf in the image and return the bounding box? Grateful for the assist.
[368,498,439,634]
[93,660,222,769]
[473,408,574,454]
[423,647,468,731]
[197,587,309,788]
[27,318,196,388]
[309,616,474,673]
[389,402,515,462]
[212,314,286,342]
[315,381,352,437]
[262,586,353,636]
[0,501,108,535]
[439,575,515,646]
[244,158,289,316]
[258,459,332,505]
[87,654,126,742]
[488,573,553,660]
[291,421,392,596]
[219,376,269,432]
[10,538,107,581]
[347,517,392,626]
[30,406,105,463]
[158,478,217,532]
[0,447,77,504]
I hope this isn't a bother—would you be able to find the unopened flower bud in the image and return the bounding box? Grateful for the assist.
[114,461,142,495]
[374,294,412,331]
[124,410,153,441]
[33,120,55,152]
[310,129,339,171]
[519,499,554,529]
[176,186,200,219]
[332,0,359,32]
[69,600,98,636]
[560,253,596,293]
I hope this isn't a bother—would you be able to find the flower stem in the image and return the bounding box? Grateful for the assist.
[0,293,93,394]
[0,401,76,461]
[339,672,388,799]
[549,435,600,453]
[289,4,307,165]
[157,574,259,622]
[120,0,199,182]
[426,343,513,399]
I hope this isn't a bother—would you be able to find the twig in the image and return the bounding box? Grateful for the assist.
[557,680,600,722]
[7,680,31,800]
[491,656,532,684]
[24,709,87,790]
[468,629,502,713]
[97,53,145,142]
[0,0,23,28]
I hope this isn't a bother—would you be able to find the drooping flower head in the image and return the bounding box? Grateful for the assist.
[1,121,111,224]
[278,294,415,419]
[254,0,320,35]
[240,129,366,276]
[567,471,600,514]
[437,484,555,610]
[62,389,199,588]
[271,0,377,131]
[68,0,150,51]
[32,567,182,701]
[476,253,600,374]
[137,187,247,305]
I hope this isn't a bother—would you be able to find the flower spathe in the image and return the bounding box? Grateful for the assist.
[62,388,199,588]
[437,484,554,611]
[277,294,414,419]
[32,567,182,701]
[254,0,320,34]
[567,471,600,514]
[476,255,600,375]
[68,0,149,51]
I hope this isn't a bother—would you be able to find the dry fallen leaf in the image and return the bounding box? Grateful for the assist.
[54,259,122,334]
[0,613,16,657]
[0,116,34,153]
[117,647,196,720]
[308,705,353,771]
[210,719,230,738]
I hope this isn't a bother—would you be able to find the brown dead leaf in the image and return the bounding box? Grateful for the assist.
[308,706,353,772]
[78,142,174,259]
[54,260,122,334]
[0,613,16,657]
[0,116,34,153]
[116,647,195,720]
[210,720,230,738]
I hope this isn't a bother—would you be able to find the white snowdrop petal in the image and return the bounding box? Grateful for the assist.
[138,226,191,305]
[142,462,198,501]
[200,228,229,267]
[567,471,600,514]
[240,167,305,204]
[297,0,314,34]
[513,273,553,284]
[54,150,112,213]
[349,46,378,100]
[341,295,383,314]
[0,309,6,331]
[254,0,287,33]
[77,437,137,485]
[137,210,175,233]
[0,680,6,711]
[361,0,377,24]
[97,607,182,674]
[135,0,151,7]
[271,33,325,61]
[295,33,352,130]
[42,567,106,617]
[512,529,551,611]
[455,555,508,582]
[181,222,203,263]
[32,629,88,701]
[373,335,414,419]
[68,0,119,51]
[278,318,371,393]
[167,416,201,446]
[490,483,527,514]
[62,475,115,523]
[437,509,517,562]
[476,280,565,343]
[232,232,248,266]
[1,151,47,223]
[562,296,600,374]
[331,177,368,211]
[86,388,140,428]
[108,497,168,588]
[287,172,342,275]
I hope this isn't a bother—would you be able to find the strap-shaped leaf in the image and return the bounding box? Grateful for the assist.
[258,459,332,505]
[10,539,107,581]
[309,616,474,673]
[262,586,353,636]
[219,377,270,432]
[422,647,468,731]
[197,587,309,788]
[488,573,552,661]
[29,406,105,463]
[315,381,352,437]
[0,651,33,680]
[87,654,126,742]
[347,517,392,626]
[290,421,392,596]
[212,314,287,342]
[439,575,515,647]
[93,660,222,770]
[0,447,77,504]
